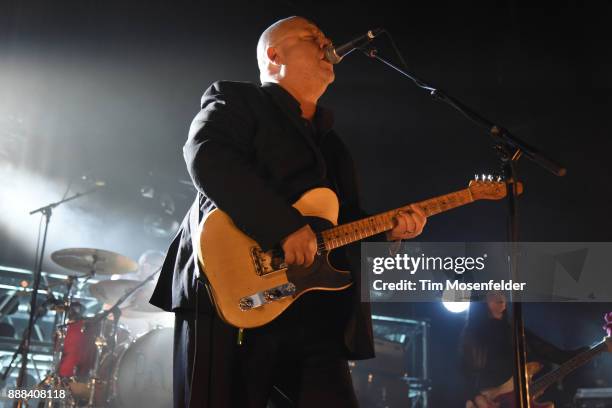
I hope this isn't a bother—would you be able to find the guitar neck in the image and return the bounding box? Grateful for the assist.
[532,341,608,396]
[320,188,475,251]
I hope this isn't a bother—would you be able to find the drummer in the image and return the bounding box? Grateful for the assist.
[113,249,165,282]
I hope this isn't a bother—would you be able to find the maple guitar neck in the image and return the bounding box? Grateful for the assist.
[320,187,476,251]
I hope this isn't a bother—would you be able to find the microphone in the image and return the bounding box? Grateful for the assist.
[324,28,383,64]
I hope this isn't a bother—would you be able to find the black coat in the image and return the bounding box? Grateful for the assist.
[150,81,375,360]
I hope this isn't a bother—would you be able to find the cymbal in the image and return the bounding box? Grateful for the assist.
[89,279,141,304]
[51,248,138,275]
[120,282,160,315]
[121,302,162,315]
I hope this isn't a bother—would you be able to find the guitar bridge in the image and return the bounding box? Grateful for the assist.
[250,247,287,276]
[239,283,296,311]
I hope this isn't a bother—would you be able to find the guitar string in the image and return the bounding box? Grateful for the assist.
[275,187,480,255]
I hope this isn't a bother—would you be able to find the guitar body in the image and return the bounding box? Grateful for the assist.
[479,362,553,408]
[197,187,352,329]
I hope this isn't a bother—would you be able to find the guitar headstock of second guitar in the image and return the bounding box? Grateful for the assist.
[468,174,524,201]
[603,312,612,352]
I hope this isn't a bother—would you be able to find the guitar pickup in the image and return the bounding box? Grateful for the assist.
[239,283,296,311]
[250,247,287,276]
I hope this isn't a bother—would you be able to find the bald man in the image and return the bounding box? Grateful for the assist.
[150,16,426,408]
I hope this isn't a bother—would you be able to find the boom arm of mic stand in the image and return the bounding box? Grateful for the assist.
[29,187,102,215]
[361,46,566,177]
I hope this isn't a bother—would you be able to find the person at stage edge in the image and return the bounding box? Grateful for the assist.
[460,291,592,407]
[149,16,427,408]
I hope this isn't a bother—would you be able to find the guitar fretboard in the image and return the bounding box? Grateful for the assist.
[320,188,474,251]
[532,341,607,396]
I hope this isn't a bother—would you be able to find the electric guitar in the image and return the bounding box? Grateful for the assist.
[472,313,612,408]
[196,176,522,329]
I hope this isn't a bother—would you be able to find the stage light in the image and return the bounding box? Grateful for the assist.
[140,185,155,198]
[441,287,471,313]
[0,170,95,255]
[442,301,470,313]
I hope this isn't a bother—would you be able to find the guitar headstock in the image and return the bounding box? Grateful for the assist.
[604,312,612,352]
[468,174,524,201]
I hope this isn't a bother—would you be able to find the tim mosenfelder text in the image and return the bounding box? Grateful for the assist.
[372,279,527,292]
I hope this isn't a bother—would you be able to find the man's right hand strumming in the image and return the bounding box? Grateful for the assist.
[282,224,318,267]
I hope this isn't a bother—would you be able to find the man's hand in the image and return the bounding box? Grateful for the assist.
[282,224,318,267]
[386,204,427,241]
[465,394,499,408]
[605,336,612,352]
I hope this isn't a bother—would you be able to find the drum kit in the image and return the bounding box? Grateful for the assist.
[23,247,172,408]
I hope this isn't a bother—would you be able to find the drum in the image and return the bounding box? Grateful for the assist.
[57,320,97,377]
[106,328,173,408]
[57,318,131,378]
[56,317,131,406]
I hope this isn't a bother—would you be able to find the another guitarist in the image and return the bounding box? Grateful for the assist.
[461,291,590,407]
[149,16,426,408]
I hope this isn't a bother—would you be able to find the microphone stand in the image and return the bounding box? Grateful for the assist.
[361,44,566,408]
[14,187,101,408]
[1,300,50,385]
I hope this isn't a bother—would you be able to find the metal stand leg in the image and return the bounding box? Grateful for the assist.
[86,335,107,408]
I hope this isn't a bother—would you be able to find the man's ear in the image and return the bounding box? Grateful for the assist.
[266,46,280,66]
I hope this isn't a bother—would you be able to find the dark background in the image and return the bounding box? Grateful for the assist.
[1,0,611,405]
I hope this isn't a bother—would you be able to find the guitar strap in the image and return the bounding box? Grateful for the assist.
[189,194,202,280]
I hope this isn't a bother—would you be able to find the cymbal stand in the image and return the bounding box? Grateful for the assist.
[37,276,80,407]
[20,275,82,407]
[85,323,107,408]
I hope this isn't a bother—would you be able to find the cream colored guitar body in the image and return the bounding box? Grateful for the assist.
[197,187,350,329]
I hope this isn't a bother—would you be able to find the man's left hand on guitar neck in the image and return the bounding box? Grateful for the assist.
[386,204,427,241]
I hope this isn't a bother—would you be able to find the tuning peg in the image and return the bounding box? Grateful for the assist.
[481,174,487,182]
[496,176,502,182]
[474,174,480,181]
[487,174,493,182]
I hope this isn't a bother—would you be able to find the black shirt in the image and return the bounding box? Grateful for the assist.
[261,82,335,147]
